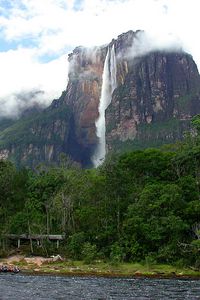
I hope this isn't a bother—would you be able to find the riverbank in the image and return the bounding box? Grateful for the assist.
[1,255,200,278]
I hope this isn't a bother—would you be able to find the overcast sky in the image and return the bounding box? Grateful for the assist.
[0,0,200,117]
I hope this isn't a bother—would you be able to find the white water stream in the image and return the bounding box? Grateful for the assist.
[92,45,117,167]
[110,44,117,93]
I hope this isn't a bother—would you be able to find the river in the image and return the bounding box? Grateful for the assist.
[0,274,200,299]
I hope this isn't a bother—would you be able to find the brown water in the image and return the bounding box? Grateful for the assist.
[0,273,200,299]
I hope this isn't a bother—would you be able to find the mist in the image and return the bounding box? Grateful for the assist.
[0,90,46,119]
[0,50,68,119]
[126,31,183,60]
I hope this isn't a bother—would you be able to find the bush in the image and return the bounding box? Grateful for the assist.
[82,242,97,264]
[67,232,85,259]
[110,243,125,264]
[145,255,156,270]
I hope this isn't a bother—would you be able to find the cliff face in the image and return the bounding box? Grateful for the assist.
[0,92,72,168]
[64,30,200,157]
[62,30,143,161]
[106,49,200,151]
[1,30,200,168]
[63,46,107,163]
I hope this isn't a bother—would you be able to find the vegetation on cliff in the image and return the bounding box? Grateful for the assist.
[2,36,200,168]
[0,91,71,167]
[0,117,200,269]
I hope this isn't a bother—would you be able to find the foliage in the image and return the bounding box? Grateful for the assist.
[67,232,86,259]
[1,116,200,267]
[0,98,71,168]
[82,242,97,264]
[108,118,188,152]
[110,242,125,264]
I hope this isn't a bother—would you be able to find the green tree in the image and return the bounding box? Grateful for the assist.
[0,160,16,233]
[124,183,188,262]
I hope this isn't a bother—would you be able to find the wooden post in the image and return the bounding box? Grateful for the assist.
[17,239,20,248]
[56,240,59,249]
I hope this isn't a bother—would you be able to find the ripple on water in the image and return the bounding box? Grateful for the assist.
[0,274,200,299]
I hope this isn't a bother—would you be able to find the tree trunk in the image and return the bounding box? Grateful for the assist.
[27,218,33,253]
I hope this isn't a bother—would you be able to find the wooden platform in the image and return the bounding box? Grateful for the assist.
[4,234,65,248]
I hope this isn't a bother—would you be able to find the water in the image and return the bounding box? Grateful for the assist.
[92,48,110,167]
[92,44,117,168]
[110,45,117,94]
[0,274,200,299]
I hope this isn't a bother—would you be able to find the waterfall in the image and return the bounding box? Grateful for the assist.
[110,44,117,93]
[92,44,117,167]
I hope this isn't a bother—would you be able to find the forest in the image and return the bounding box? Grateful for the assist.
[0,116,200,268]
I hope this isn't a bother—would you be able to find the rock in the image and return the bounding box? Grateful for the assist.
[1,30,200,167]
[134,270,142,276]
[64,30,200,162]
[50,255,63,262]
[106,49,200,151]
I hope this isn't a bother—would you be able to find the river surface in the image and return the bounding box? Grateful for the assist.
[0,273,200,299]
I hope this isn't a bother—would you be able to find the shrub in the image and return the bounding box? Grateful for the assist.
[67,232,85,259]
[82,242,97,264]
[110,243,125,264]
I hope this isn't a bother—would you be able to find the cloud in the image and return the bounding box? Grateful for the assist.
[0,0,187,50]
[1,0,200,52]
[0,90,45,118]
[0,0,200,117]
[0,47,68,118]
[122,30,183,61]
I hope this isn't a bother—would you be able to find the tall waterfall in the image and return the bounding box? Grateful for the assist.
[92,44,117,167]
[110,44,117,93]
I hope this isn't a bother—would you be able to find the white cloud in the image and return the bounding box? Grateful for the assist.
[1,0,200,51]
[0,0,200,117]
[0,48,68,117]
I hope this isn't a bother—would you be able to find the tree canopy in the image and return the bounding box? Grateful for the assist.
[1,117,200,267]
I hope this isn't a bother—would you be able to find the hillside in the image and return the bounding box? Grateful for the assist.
[1,30,200,168]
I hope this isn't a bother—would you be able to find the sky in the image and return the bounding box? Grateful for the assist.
[1,0,200,117]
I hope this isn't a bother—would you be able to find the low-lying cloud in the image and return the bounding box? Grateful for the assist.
[0,48,68,118]
[0,90,45,119]
[124,30,183,61]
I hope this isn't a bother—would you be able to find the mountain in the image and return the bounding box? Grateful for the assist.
[1,30,200,168]
[106,50,200,151]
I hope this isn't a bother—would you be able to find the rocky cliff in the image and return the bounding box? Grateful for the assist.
[62,46,106,164]
[106,50,200,151]
[0,92,72,168]
[63,30,200,160]
[1,30,200,168]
